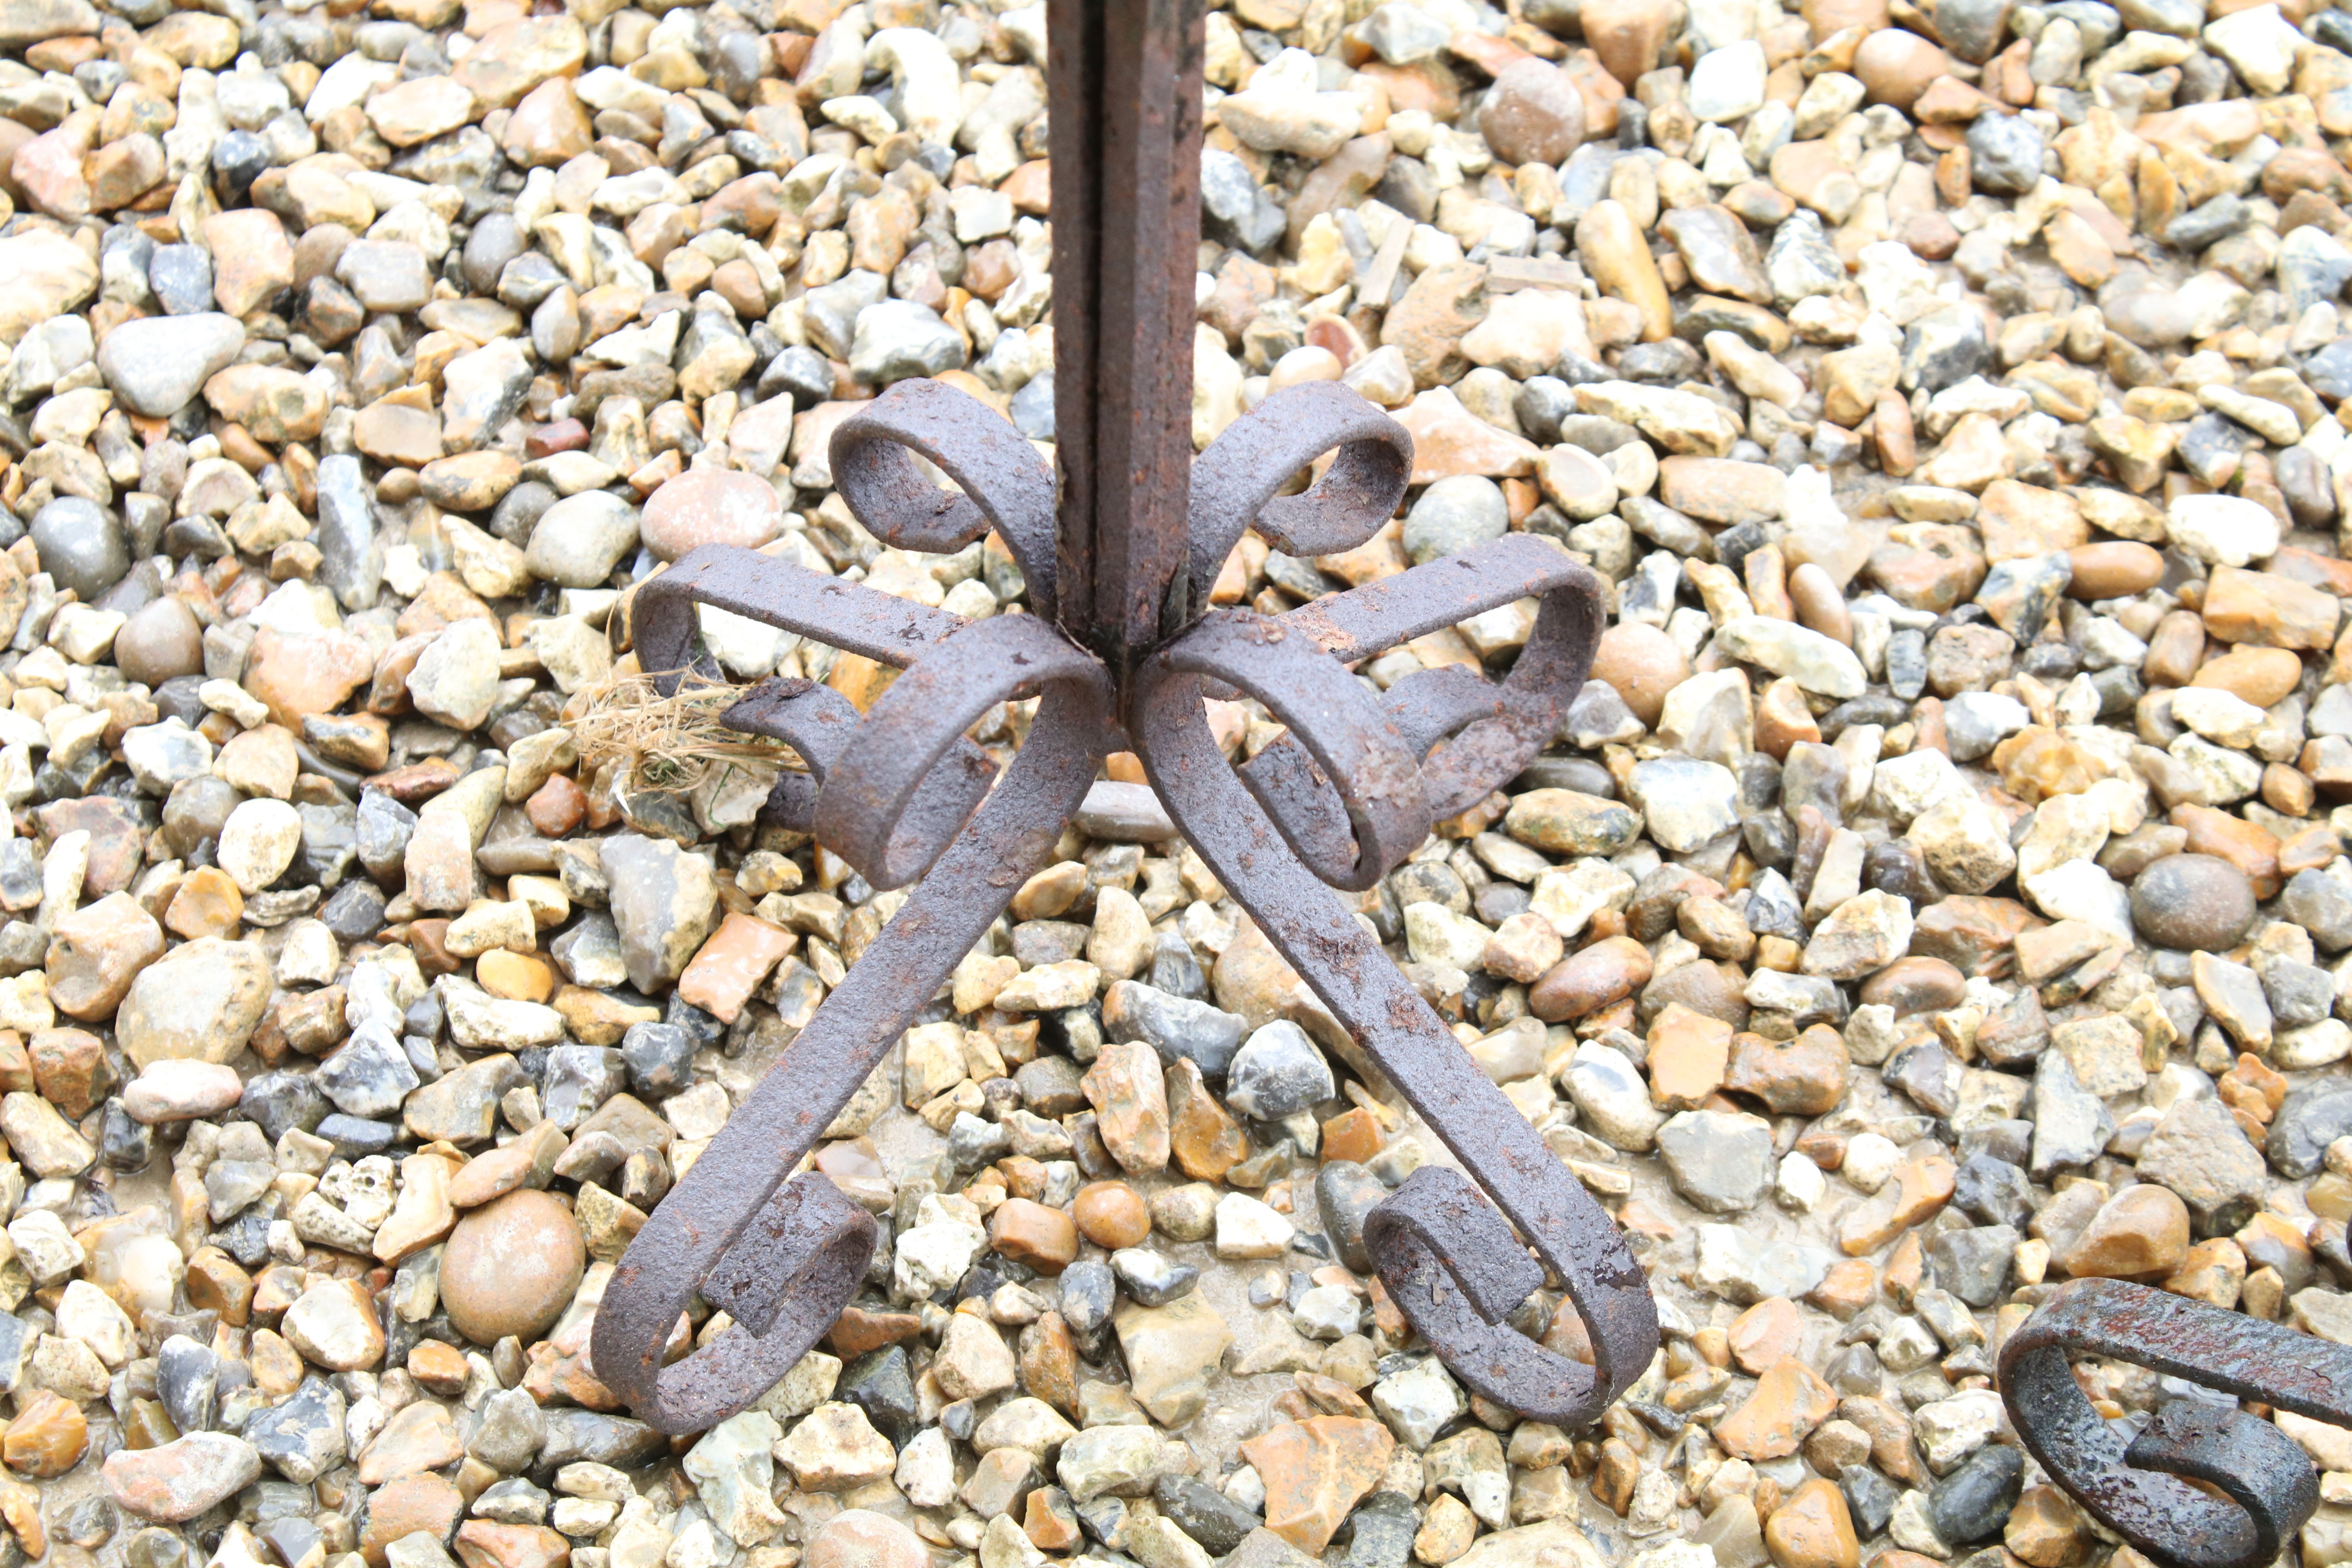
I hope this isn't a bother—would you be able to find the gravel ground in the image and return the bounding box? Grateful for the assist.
[0,5,2350,1568]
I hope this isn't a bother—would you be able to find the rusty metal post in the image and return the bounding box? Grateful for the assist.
[1046,0,1205,679]
[592,0,1655,1438]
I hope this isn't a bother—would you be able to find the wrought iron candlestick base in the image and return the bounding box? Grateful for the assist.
[588,0,1657,1437]
[590,370,1652,1432]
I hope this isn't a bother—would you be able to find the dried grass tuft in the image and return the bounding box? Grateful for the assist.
[567,669,798,795]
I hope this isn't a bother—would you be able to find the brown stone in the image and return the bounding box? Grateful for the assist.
[2203,566,2341,651]
[1977,480,2087,562]
[46,891,163,1022]
[408,1339,469,1397]
[2004,1486,2090,1568]
[450,14,586,110]
[501,76,591,168]
[1725,1024,1849,1115]
[165,866,245,939]
[1575,0,1669,86]
[1648,1002,1731,1109]
[1853,30,1950,111]
[1727,1297,1804,1374]
[456,1523,571,1568]
[1238,1416,1397,1555]
[1839,1396,1922,1484]
[439,1189,585,1345]
[1766,1479,1860,1568]
[1574,201,1671,342]
[114,594,205,686]
[2192,646,2304,708]
[988,1198,1078,1274]
[354,399,444,467]
[1479,59,1586,166]
[2172,806,2283,900]
[1868,525,1986,613]
[674,912,792,1024]
[1018,1311,1079,1414]
[29,1027,108,1116]
[2142,609,2208,687]
[1805,0,1889,38]
[1590,621,1688,726]
[1307,1107,1377,1170]
[2059,1183,2190,1278]
[1074,1181,1151,1249]
[244,628,377,729]
[477,950,555,1002]
[2163,1237,2249,1308]
[358,1400,465,1484]
[640,467,785,561]
[1530,937,1653,1022]
[1756,677,1822,759]
[1381,263,1489,389]
[202,209,294,317]
[359,1475,465,1568]
[526,774,587,837]
[1715,1357,1839,1460]
[2,1392,86,1479]
[1025,1489,1082,1553]
[1837,1153,1956,1254]
[1083,1040,1171,1174]
[1993,727,2104,804]
[204,365,328,446]
[1857,957,1966,1017]
[1167,1057,1248,1182]
[805,1512,926,1568]
[829,1305,922,1359]
[187,1247,256,1325]
[2066,541,2163,599]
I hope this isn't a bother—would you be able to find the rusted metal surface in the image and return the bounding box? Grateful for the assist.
[1047,0,1204,676]
[1998,1278,2352,1568]
[592,0,1657,1435]
[1131,526,1655,1423]
[599,514,1115,1428]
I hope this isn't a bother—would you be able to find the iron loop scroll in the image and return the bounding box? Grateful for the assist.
[590,607,1114,1430]
[1996,1276,2352,1568]
[1185,380,1416,608]
[1134,490,1656,1422]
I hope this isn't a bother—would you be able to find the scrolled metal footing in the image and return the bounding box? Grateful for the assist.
[1997,1277,2352,1568]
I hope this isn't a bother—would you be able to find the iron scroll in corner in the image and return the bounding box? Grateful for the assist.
[1997,1276,2352,1568]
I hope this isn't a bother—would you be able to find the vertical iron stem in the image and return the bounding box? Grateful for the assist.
[1046,0,1206,684]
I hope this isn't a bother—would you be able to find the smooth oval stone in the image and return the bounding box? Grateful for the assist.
[96,313,247,417]
[114,595,206,686]
[439,1189,586,1345]
[31,496,129,602]
[639,467,784,561]
[2130,853,2256,950]
[1853,30,1950,111]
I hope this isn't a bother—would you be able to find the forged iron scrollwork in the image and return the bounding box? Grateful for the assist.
[1996,1277,2352,1568]
[588,374,1657,1433]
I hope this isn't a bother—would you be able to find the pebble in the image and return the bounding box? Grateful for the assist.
[1240,1416,1395,1555]
[96,314,247,417]
[640,468,784,561]
[31,497,127,603]
[2130,854,2257,949]
[102,1434,262,1522]
[440,1190,586,1345]
[1227,1022,1335,1121]
[114,597,206,686]
[1403,477,1509,565]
